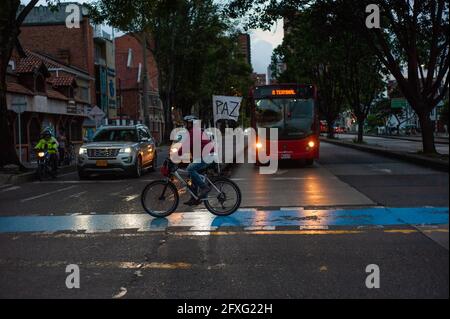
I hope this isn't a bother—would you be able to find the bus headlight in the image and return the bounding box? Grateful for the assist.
[308,141,315,148]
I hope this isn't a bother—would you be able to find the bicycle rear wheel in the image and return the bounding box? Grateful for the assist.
[204,177,241,216]
[141,180,179,218]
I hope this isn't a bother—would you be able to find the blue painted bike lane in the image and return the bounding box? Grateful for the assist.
[0,207,448,234]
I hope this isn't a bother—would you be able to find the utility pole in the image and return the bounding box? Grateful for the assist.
[141,31,151,128]
[118,78,122,124]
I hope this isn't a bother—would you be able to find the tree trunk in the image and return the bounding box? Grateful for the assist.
[160,88,173,143]
[357,120,364,143]
[327,119,335,139]
[0,45,21,168]
[418,111,437,154]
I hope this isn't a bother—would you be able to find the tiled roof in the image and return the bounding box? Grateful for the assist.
[50,75,77,87]
[6,82,34,96]
[15,54,44,73]
[46,88,68,101]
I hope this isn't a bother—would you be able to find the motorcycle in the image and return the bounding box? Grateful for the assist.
[36,150,56,181]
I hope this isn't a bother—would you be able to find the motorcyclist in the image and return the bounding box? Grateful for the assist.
[179,115,214,206]
[35,128,59,175]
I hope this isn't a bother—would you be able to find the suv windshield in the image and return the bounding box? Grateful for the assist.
[255,98,314,139]
[92,129,138,142]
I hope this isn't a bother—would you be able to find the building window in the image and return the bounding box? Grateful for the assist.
[29,117,41,144]
[35,74,46,94]
[79,86,89,102]
[127,48,133,68]
[7,60,15,72]
[69,87,75,99]
[70,120,82,141]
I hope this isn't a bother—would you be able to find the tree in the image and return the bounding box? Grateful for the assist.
[339,25,386,143]
[88,0,165,135]
[196,33,253,124]
[0,0,58,167]
[269,4,346,138]
[227,0,449,154]
[360,0,448,153]
[89,0,249,140]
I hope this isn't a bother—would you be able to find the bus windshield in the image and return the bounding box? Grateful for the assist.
[255,98,314,140]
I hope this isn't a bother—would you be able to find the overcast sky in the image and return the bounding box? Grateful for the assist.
[250,20,284,74]
[22,0,284,75]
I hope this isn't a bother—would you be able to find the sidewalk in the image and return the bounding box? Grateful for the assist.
[0,163,76,185]
[342,132,449,144]
[321,136,449,172]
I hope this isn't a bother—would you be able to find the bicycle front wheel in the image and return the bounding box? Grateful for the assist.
[141,180,179,218]
[204,177,241,216]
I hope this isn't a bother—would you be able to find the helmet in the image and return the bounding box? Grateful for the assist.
[41,128,52,138]
[183,115,198,123]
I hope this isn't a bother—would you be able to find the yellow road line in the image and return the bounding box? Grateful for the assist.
[171,228,449,236]
[0,260,192,270]
[9,228,449,238]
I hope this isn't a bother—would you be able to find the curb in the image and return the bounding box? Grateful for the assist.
[339,133,449,145]
[321,137,449,172]
[1,165,77,185]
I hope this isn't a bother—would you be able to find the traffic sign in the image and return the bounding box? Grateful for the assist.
[391,98,407,109]
[11,97,27,114]
[88,106,106,128]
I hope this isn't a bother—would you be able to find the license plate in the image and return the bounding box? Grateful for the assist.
[96,160,108,167]
[281,153,291,159]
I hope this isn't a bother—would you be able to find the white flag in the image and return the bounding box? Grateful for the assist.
[212,95,242,123]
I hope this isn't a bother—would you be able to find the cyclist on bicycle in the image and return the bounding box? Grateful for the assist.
[180,115,214,206]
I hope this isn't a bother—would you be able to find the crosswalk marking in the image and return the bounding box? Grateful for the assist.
[69,191,87,199]
[20,186,77,203]
[0,207,447,234]
[0,186,21,193]
[123,194,139,202]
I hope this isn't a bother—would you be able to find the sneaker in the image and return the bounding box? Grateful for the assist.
[198,185,212,199]
[183,197,201,206]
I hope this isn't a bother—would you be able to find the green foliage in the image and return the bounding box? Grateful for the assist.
[366,114,384,130]
[440,99,449,127]
[89,0,252,128]
[268,2,347,133]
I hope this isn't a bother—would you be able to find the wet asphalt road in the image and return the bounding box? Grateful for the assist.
[0,142,448,298]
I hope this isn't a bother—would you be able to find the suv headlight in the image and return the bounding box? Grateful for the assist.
[79,147,87,155]
[119,147,132,154]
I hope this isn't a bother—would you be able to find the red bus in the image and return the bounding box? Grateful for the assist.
[249,84,320,165]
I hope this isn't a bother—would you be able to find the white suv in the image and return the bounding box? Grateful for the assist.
[77,125,157,179]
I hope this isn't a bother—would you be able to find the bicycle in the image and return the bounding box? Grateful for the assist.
[141,158,241,218]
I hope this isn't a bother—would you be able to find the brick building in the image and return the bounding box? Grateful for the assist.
[6,50,92,162]
[237,34,251,66]
[18,3,117,122]
[252,73,267,86]
[115,34,164,143]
